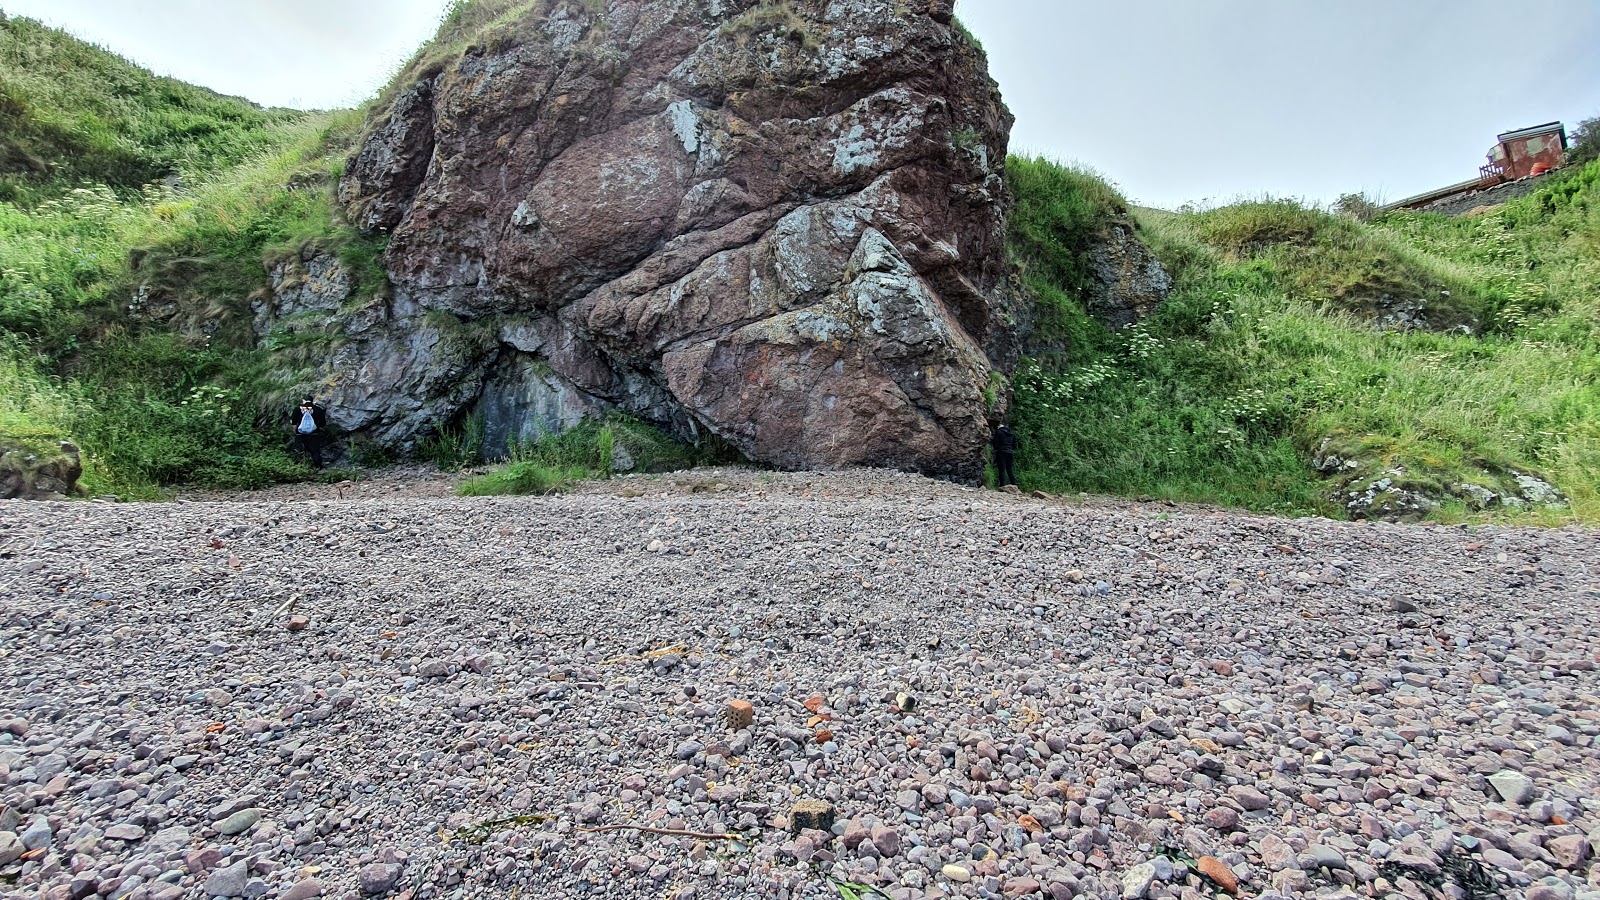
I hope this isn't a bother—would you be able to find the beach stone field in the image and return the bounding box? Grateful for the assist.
[2,468,1598,900]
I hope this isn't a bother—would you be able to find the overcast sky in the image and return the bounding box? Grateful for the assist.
[5,0,1598,208]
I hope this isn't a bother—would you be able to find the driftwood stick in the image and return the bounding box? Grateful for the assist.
[256,595,298,632]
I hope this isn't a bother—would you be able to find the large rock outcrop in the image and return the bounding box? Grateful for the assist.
[321,0,1017,479]
[1082,220,1172,329]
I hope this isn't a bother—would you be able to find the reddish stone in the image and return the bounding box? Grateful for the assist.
[1198,856,1238,894]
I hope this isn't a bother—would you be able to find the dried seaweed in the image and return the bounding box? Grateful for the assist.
[1379,851,1502,900]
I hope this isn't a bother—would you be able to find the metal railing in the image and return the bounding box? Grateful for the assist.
[1479,163,1506,186]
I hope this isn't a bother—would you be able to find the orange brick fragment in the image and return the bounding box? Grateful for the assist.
[724,700,754,731]
[803,695,825,713]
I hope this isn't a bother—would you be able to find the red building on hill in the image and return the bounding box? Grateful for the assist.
[1390,121,1570,211]
[1481,122,1568,185]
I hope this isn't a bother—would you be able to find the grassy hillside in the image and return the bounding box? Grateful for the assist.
[4,10,1595,520]
[0,12,302,206]
[1007,157,1600,522]
[0,15,386,496]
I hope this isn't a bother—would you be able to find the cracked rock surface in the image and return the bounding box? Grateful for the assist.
[2,469,1598,899]
[326,0,1016,479]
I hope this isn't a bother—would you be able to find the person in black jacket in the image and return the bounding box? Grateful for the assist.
[292,395,329,468]
[992,423,1018,488]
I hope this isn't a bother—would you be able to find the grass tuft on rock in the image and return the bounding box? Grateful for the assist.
[453,414,705,497]
[458,460,585,496]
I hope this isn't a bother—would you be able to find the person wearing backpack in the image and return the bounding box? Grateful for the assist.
[292,394,329,469]
[992,422,1018,488]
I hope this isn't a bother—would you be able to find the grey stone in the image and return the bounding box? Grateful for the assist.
[148,826,191,853]
[1528,880,1575,900]
[104,824,146,842]
[215,809,261,836]
[1301,845,1347,870]
[19,815,52,851]
[1229,785,1271,811]
[1122,863,1158,899]
[281,881,323,900]
[358,862,403,895]
[0,831,22,866]
[204,861,249,898]
[1488,770,1536,805]
[1547,835,1590,869]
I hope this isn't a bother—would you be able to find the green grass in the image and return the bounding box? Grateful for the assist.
[454,413,702,496]
[1005,154,1128,354]
[0,13,302,206]
[0,106,382,496]
[1171,199,1529,332]
[458,460,585,496]
[0,17,386,496]
[1007,156,1600,522]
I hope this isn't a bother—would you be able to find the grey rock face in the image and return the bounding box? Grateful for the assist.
[1342,469,1438,522]
[1326,454,1569,522]
[1081,221,1173,328]
[0,441,83,501]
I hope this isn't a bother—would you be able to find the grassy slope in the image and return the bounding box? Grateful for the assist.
[0,15,386,496]
[1008,156,1600,522]
[0,12,300,205]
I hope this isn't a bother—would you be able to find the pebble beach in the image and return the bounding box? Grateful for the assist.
[2,468,1598,900]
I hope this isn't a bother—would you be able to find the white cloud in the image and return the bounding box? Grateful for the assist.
[0,0,448,108]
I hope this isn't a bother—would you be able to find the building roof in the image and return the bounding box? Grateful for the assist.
[1498,122,1565,143]
[1386,177,1483,210]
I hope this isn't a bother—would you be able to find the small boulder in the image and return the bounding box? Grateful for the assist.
[358,863,403,895]
[1488,770,1536,805]
[204,861,249,898]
